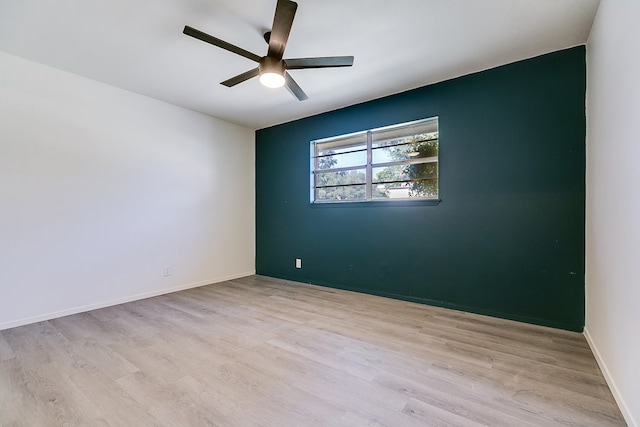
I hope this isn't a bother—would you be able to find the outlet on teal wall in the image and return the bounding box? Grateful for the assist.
[255,46,586,331]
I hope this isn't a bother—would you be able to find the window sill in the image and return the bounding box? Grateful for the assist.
[310,199,441,208]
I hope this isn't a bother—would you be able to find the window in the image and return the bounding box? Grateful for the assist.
[311,117,439,203]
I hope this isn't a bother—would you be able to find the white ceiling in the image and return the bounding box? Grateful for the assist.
[0,0,599,130]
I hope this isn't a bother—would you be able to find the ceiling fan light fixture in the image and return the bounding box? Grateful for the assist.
[260,72,285,88]
[259,57,286,88]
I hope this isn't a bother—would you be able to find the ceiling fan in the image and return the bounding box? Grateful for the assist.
[183,0,354,101]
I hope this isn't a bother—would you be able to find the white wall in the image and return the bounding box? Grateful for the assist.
[0,51,255,330]
[585,0,640,425]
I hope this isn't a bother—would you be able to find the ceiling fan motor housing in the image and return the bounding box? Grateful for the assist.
[259,56,285,76]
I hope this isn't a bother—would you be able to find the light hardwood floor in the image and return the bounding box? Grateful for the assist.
[0,275,626,426]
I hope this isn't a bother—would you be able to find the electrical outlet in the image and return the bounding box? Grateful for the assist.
[295,258,302,269]
[163,265,171,277]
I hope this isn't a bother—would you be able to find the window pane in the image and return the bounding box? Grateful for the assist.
[316,185,366,201]
[373,181,438,199]
[372,163,438,183]
[372,139,439,163]
[371,118,438,149]
[315,150,367,170]
[315,169,366,187]
[315,133,367,156]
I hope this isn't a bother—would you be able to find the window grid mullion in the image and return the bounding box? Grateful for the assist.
[315,147,367,159]
[371,156,438,169]
[314,165,367,174]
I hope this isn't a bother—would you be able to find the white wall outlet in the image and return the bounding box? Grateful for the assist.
[163,265,171,277]
[295,258,302,269]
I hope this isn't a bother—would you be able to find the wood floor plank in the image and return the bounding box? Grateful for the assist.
[0,275,626,426]
[375,370,551,426]
[401,397,488,427]
[116,370,226,427]
[245,342,410,413]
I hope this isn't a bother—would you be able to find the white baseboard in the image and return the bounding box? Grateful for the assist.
[584,327,637,427]
[0,270,255,331]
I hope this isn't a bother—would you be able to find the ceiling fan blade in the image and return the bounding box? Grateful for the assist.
[221,68,260,87]
[284,72,308,101]
[268,0,297,59]
[183,26,261,63]
[284,56,354,70]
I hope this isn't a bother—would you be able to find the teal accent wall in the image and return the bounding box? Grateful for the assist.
[255,46,586,331]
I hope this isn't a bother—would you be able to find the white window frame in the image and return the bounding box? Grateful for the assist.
[310,117,439,203]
